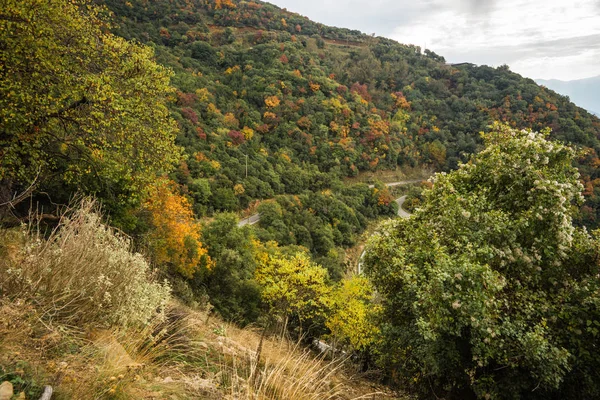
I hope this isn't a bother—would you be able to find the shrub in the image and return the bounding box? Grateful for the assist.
[365,124,600,399]
[0,199,170,327]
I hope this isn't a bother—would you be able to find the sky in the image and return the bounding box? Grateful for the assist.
[268,0,600,81]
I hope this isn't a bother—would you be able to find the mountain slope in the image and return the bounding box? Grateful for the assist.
[537,75,600,116]
[100,0,600,231]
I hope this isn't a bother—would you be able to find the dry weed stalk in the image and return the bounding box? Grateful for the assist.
[0,198,170,327]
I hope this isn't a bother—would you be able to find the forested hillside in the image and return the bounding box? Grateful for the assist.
[2,0,600,398]
[97,0,600,228]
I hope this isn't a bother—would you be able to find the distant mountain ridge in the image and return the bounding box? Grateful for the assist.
[536,75,600,116]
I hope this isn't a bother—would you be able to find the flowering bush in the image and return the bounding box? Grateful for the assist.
[0,199,171,327]
[365,124,600,399]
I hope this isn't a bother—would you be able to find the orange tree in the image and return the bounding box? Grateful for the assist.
[145,179,212,278]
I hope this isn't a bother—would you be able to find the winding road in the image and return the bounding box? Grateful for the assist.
[237,212,261,227]
[357,194,412,274]
[237,179,422,227]
[395,195,411,218]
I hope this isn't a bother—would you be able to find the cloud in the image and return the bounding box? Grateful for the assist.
[514,51,600,81]
[442,34,600,64]
[271,0,439,35]
[388,0,600,79]
[457,0,497,14]
[529,34,600,59]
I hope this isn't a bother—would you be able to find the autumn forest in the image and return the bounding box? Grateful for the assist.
[2,0,600,399]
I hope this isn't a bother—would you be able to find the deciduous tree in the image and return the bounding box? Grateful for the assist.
[326,276,380,352]
[255,250,330,333]
[145,179,212,278]
[0,0,180,205]
[365,123,600,399]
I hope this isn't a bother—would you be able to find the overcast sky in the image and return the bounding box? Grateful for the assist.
[268,0,600,81]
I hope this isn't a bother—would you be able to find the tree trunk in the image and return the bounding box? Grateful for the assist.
[280,315,288,341]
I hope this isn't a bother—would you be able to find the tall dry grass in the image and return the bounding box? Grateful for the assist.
[199,321,389,400]
[235,345,346,399]
[0,200,398,399]
[0,199,170,327]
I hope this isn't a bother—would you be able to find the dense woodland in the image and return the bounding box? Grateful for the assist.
[99,0,600,226]
[2,0,600,399]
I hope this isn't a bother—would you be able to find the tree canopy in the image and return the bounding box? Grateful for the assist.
[255,250,331,333]
[365,124,600,399]
[0,0,180,210]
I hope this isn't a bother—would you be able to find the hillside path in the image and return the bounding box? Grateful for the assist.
[238,179,423,227]
[357,195,412,274]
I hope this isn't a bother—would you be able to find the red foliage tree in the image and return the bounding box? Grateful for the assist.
[181,107,199,125]
[176,91,197,107]
[350,82,371,102]
[228,130,245,145]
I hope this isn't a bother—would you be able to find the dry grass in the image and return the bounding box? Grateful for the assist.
[0,299,402,399]
[208,323,347,399]
[183,318,400,400]
[0,199,170,327]
[0,200,405,399]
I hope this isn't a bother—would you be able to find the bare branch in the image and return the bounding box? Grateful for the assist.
[0,166,41,208]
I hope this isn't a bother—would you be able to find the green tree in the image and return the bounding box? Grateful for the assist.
[365,123,600,399]
[0,0,179,209]
[200,213,262,324]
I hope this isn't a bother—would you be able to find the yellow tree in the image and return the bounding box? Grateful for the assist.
[255,250,331,334]
[264,95,281,108]
[145,179,212,278]
[326,276,380,351]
